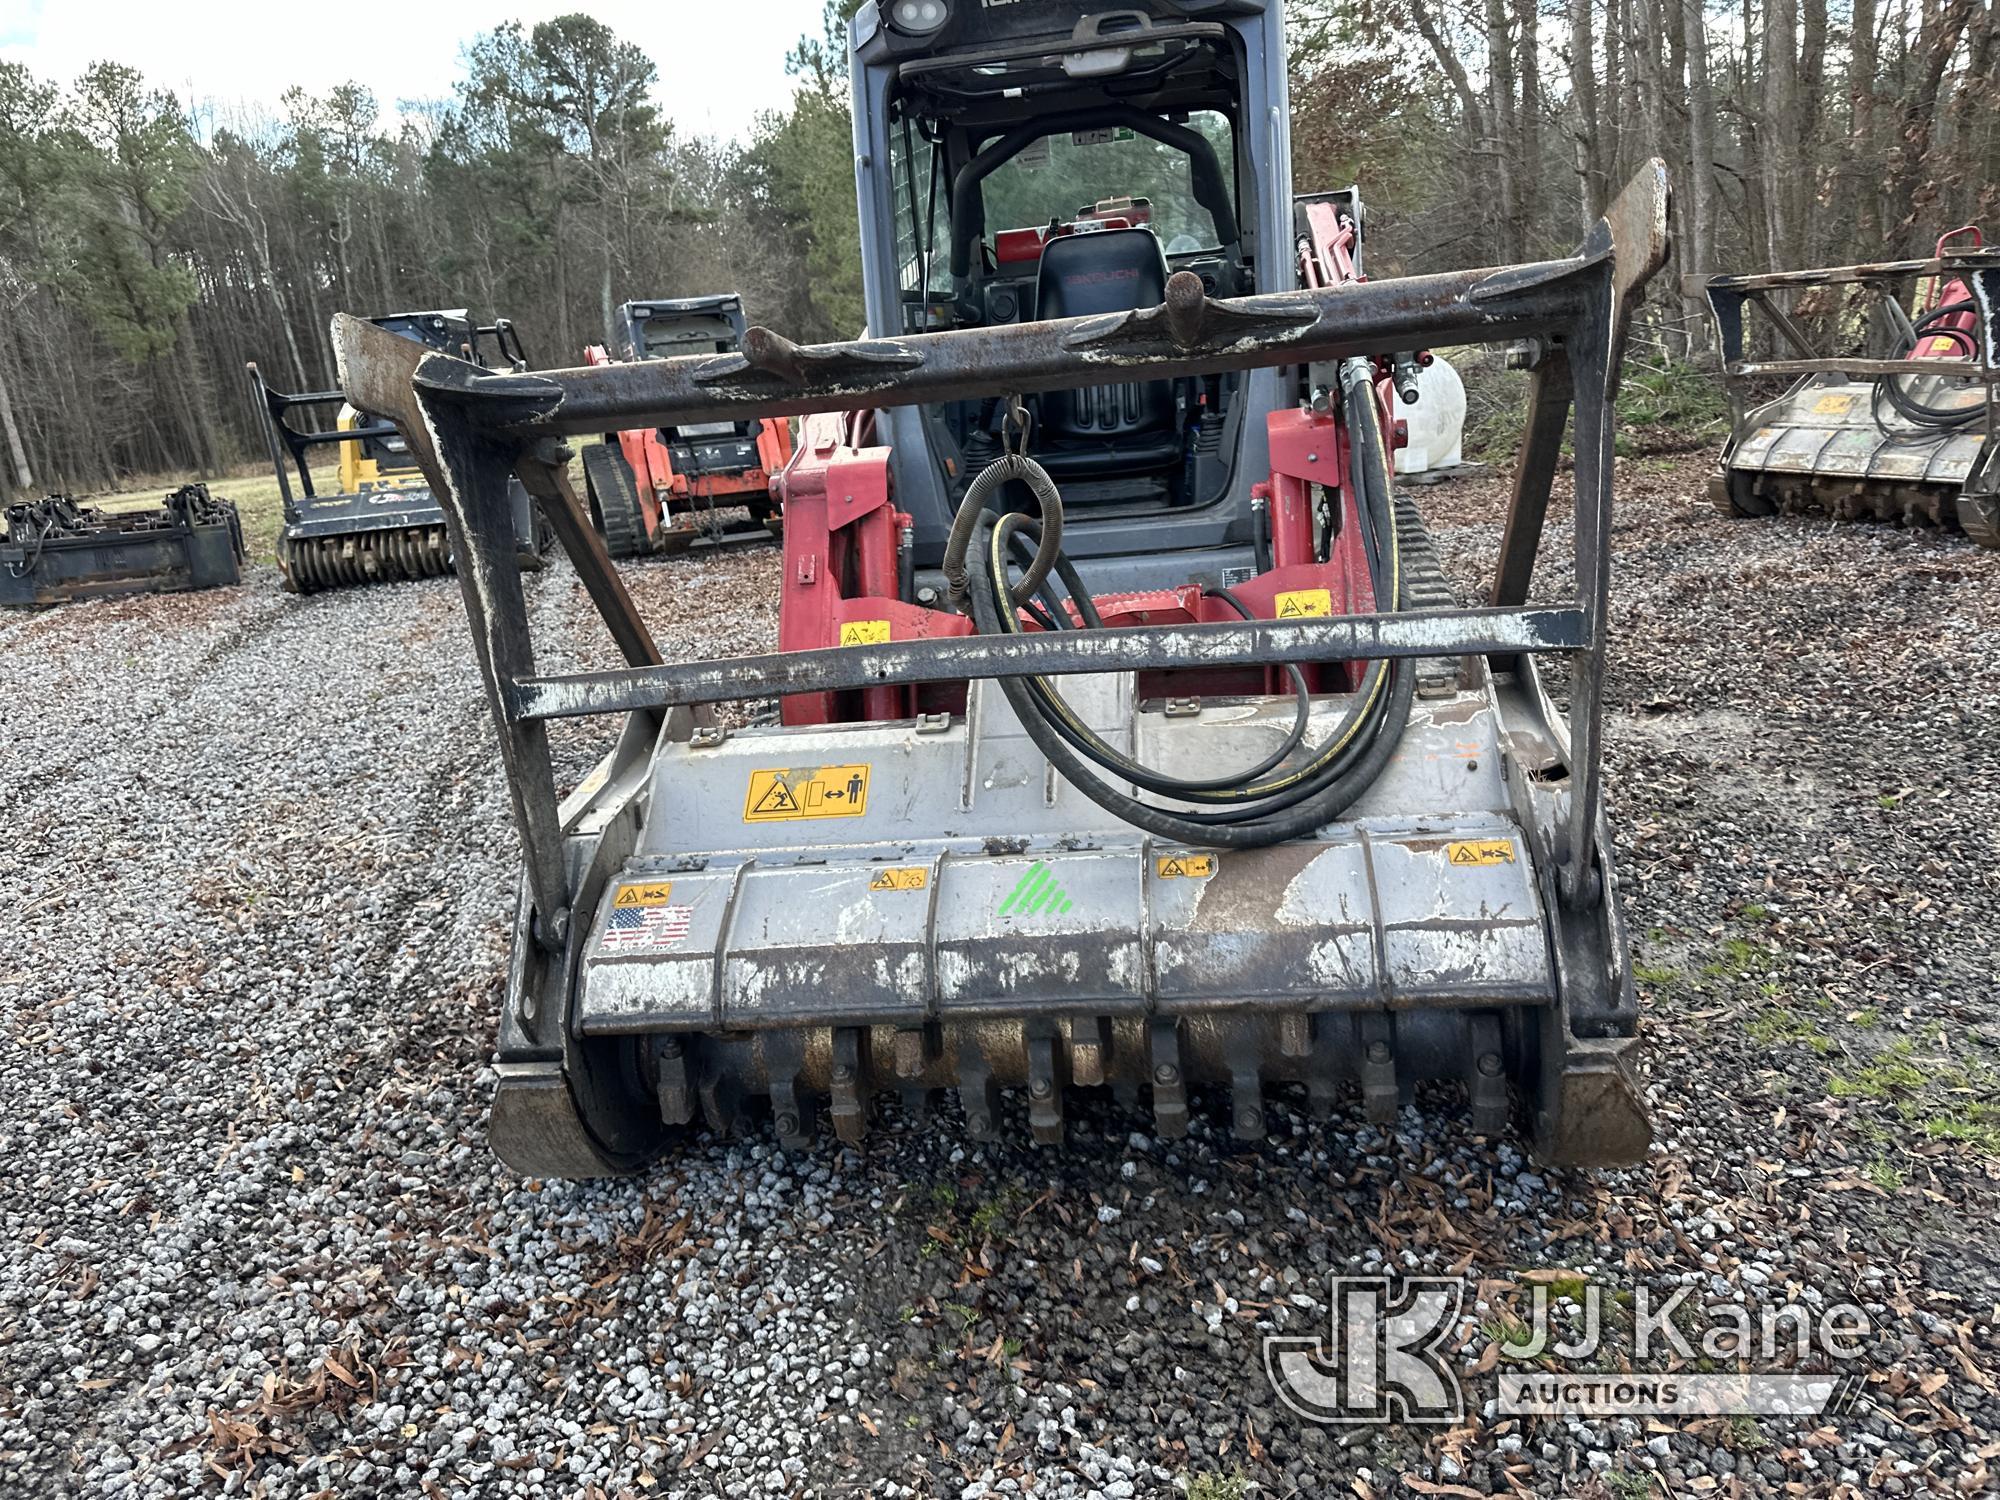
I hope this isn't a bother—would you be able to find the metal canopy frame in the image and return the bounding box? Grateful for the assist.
[333,161,1670,955]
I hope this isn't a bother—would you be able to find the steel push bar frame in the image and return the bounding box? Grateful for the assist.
[332,161,1672,957]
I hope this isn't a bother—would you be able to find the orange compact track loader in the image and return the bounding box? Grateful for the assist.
[581,295,795,557]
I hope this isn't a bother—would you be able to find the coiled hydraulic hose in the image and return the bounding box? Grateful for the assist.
[946,363,1413,849]
[1874,298,1983,432]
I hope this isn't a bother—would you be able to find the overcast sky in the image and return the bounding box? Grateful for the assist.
[0,0,832,144]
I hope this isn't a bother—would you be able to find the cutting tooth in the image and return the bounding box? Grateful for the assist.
[654,1036,695,1126]
[1025,1023,1066,1146]
[764,1033,813,1148]
[1468,1013,1509,1136]
[893,1024,939,1081]
[828,1027,869,1145]
[1148,1020,1188,1139]
[1359,1012,1400,1124]
[1226,1025,1266,1142]
[957,1047,1001,1141]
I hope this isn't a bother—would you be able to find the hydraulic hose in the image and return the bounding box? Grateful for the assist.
[943,449,1063,606]
[1874,298,1983,432]
[959,363,1414,848]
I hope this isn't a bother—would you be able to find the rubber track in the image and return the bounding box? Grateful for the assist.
[582,444,650,559]
[1391,494,1464,695]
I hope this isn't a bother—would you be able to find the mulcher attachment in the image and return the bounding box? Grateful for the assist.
[1696,235,2000,545]
[332,161,1673,1180]
[248,311,549,594]
[277,522,454,591]
[1,485,245,607]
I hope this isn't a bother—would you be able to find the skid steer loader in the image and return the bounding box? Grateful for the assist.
[248,311,550,592]
[1696,230,2000,544]
[581,295,796,557]
[334,0,1669,1178]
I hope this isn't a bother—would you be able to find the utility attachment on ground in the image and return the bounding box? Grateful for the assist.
[1,484,245,608]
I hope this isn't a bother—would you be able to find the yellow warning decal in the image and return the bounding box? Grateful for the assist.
[869,866,929,892]
[743,765,871,822]
[1156,853,1217,879]
[1447,839,1516,867]
[1274,588,1333,619]
[839,619,892,646]
[1811,392,1859,415]
[612,881,674,907]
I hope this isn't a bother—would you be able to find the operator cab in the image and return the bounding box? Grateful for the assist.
[616,295,767,473]
[343,311,475,484]
[852,1,1294,590]
[621,295,751,360]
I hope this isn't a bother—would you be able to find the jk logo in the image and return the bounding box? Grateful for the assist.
[1263,1276,1465,1425]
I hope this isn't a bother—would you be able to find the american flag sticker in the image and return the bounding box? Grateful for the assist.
[600,902,695,953]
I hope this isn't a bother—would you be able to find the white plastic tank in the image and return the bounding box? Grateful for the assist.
[1392,353,1467,475]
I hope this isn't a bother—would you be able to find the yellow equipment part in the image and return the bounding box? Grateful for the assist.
[336,404,431,498]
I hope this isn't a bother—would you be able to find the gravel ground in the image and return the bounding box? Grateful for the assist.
[3,460,1997,1499]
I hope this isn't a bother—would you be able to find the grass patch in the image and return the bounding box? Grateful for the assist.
[72,441,601,569]
[1617,360,1730,437]
[1864,1157,1904,1192]
[1917,1096,2000,1153]
[1829,1045,1927,1098]
[1449,349,1726,463]
[1701,936,1770,979]
[79,459,329,568]
[1824,1040,2000,1163]
[968,1188,1022,1241]
[1186,1473,1249,1500]
[1727,1414,1769,1450]
[1744,1006,1830,1054]
[1633,962,1683,988]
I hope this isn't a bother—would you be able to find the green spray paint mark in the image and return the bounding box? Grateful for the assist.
[998,861,1072,917]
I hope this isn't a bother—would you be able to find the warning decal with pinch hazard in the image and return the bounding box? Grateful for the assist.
[1447,839,1516,867]
[1273,588,1332,619]
[611,881,674,907]
[743,765,872,822]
